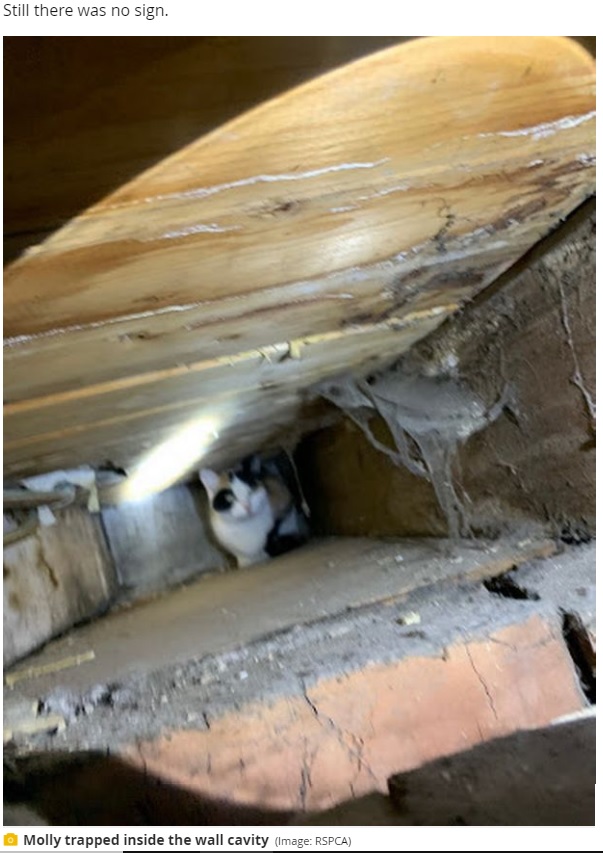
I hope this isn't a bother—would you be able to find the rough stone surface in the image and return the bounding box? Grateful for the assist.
[513,541,595,634]
[4,610,587,824]
[2,544,593,825]
[120,613,585,814]
[4,535,556,752]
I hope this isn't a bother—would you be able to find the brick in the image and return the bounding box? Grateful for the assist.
[123,613,585,812]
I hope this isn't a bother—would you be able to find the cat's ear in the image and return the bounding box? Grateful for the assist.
[242,453,262,477]
[249,454,263,476]
[200,469,219,495]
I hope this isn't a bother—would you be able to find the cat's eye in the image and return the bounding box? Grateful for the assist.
[213,489,235,511]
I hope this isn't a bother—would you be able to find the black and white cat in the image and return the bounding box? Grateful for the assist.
[200,452,309,567]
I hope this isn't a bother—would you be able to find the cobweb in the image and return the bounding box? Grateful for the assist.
[317,365,509,539]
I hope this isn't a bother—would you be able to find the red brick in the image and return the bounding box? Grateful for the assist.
[123,614,585,812]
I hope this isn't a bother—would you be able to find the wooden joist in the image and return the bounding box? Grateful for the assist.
[3,37,596,480]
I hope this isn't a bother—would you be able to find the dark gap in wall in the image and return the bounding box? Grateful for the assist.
[558,520,593,546]
[561,611,596,705]
[483,569,541,601]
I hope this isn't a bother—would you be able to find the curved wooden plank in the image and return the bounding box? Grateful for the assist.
[4,37,405,261]
[3,36,596,478]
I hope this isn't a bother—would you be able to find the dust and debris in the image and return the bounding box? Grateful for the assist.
[4,714,66,742]
[395,611,422,626]
[37,682,139,724]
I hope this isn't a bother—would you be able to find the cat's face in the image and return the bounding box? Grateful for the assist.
[200,468,267,519]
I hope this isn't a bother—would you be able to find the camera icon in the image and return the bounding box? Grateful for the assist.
[3,834,18,847]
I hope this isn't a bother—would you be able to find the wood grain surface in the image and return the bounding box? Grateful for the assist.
[4,37,595,480]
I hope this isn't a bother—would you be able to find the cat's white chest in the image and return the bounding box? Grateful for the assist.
[211,498,273,566]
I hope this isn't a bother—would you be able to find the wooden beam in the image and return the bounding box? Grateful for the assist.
[4,37,595,478]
